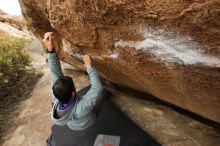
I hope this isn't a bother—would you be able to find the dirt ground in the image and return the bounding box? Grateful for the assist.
[1,38,220,146]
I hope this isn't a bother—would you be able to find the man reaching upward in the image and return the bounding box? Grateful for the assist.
[43,32,103,130]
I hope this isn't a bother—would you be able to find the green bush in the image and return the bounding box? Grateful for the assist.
[0,33,30,97]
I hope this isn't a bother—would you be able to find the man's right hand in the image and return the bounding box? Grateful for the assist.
[43,32,54,52]
[83,55,92,69]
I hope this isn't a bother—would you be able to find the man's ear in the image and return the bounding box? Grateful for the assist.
[72,91,75,97]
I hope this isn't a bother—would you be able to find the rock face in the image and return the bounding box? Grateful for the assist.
[0,10,25,30]
[0,9,28,37]
[19,0,220,123]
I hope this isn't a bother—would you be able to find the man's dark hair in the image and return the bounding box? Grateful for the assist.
[52,76,76,104]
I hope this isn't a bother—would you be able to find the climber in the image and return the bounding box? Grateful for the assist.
[43,32,103,131]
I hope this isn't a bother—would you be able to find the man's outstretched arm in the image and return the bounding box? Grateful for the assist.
[48,53,63,86]
[75,55,103,118]
[43,32,63,103]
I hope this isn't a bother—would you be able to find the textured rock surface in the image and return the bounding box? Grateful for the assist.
[19,0,220,122]
[0,10,28,37]
[0,10,24,30]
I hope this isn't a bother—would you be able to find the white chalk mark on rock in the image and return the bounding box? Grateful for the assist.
[62,39,73,55]
[72,53,83,60]
[115,27,220,67]
[62,38,119,60]
[108,51,119,59]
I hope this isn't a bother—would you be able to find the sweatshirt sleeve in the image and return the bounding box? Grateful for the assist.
[47,53,63,103]
[75,67,103,118]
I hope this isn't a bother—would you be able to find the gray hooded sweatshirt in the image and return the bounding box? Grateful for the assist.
[48,53,102,130]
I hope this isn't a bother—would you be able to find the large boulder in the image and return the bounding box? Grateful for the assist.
[0,9,25,30]
[19,0,220,123]
[0,9,28,37]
